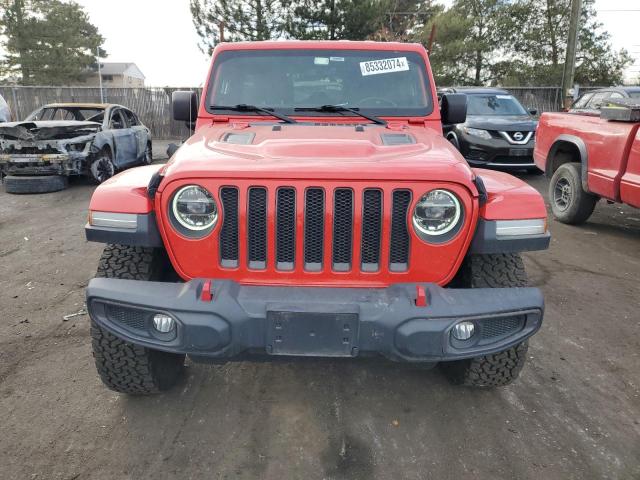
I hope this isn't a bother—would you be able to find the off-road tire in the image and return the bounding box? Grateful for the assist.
[89,147,115,184]
[442,253,529,387]
[91,244,185,394]
[441,341,529,387]
[4,175,68,194]
[549,162,598,225]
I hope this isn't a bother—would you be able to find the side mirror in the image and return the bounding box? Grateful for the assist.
[172,91,198,122]
[440,93,467,125]
[529,108,538,116]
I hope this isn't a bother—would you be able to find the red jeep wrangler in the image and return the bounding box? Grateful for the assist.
[534,98,640,224]
[85,41,550,394]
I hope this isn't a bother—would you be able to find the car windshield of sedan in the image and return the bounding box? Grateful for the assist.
[466,94,527,116]
[207,49,433,117]
[26,106,105,123]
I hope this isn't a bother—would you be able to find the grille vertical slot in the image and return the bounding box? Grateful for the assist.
[219,187,239,268]
[248,187,267,269]
[304,188,325,271]
[332,188,354,271]
[276,187,296,270]
[390,189,411,271]
[361,189,382,271]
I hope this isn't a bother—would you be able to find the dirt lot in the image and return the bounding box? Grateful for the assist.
[1,145,638,480]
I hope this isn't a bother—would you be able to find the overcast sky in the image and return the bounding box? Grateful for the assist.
[41,0,640,86]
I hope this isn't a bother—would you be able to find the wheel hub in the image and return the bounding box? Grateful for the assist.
[554,178,572,211]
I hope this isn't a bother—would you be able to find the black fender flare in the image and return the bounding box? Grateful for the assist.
[547,134,589,192]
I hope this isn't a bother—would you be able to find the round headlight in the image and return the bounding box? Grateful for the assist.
[412,189,462,237]
[172,185,217,231]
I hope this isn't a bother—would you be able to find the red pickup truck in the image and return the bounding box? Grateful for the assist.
[84,41,550,394]
[534,100,640,224]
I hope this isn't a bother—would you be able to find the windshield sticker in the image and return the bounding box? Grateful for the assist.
[360,57,409,76]
[330,56,345,62]
[496,95,513,99]
[314,57,330,65]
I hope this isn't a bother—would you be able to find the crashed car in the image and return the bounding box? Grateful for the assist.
[0,103,152,194]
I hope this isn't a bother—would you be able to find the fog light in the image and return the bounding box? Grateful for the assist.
[452,321,475,341]
[153,314,175,333]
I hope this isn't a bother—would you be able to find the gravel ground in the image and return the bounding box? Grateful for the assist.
[0,148,638,480]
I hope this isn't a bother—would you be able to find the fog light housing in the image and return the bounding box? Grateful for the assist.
[452,321,475,341]
[153,314,175,333]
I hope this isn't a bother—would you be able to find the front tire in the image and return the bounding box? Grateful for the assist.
[549,162,598,224]
[441,253,529,387]
[89,147,115,184]
[91,245,185,395]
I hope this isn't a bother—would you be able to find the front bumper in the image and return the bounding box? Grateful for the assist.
[0,153,84,176]
[458,133,536,168]
[86,279,544,363]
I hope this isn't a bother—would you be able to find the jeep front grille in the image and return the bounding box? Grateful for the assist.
[218,184,412,274]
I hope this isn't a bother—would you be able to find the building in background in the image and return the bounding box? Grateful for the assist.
[81,62,145,87]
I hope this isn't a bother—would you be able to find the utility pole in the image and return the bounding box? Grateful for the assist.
[96,47,104,103]
[561,0,582,110]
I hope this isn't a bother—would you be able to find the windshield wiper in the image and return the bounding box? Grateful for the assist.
[294,104,386,125]
[210,104,297,124]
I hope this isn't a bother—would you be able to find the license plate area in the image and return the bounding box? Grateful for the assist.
[508,148,531,157]
[266,311,359,357]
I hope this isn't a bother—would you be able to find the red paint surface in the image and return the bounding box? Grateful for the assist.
[89,41,549,287]
[535,112,640,206]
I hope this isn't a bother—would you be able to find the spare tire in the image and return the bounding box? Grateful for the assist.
[4,175,68,194]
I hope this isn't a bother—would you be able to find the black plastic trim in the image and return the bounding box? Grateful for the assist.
[85,212,163,247]
[469,219,551,254]
[87,278,544,362]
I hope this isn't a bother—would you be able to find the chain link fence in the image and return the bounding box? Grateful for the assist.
[0,85,622,138]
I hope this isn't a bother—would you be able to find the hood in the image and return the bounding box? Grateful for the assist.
[0,120,101,141]
[162,122,476,188]
[465,115,537,131]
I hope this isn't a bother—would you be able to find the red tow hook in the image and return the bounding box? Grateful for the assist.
[200,280,214,302]
[415,285,428,307]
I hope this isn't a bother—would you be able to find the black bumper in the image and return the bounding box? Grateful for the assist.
[86,279,544,363]
[458,133,536,168]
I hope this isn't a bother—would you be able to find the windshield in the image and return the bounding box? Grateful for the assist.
[207,49,433,117]
[466,94,528,116]
[26,107,104,122]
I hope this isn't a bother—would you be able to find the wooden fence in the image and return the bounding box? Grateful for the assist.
[0,86,201,139]
[0,85,613,138]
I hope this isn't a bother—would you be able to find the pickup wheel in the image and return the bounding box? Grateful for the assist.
[441,253,529,387]
[550,162,598,224]
[91,244,185,395]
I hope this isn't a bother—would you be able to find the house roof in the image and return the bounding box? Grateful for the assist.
[98,62,145,80]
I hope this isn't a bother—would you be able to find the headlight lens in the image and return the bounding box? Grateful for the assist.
[464,127,492,140]
[412,189,462,237]
[172,185,217,231]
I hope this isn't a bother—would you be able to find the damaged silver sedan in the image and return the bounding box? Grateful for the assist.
[0,103,152,193]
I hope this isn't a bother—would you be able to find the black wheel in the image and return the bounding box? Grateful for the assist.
[91,244,185,395]
[142,142,153,165]
[4,175,68,194]
[89,148,115,184]
[441,253,529,387]
[549,162,598,225]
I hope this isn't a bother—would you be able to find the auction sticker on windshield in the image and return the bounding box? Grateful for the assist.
[360,57,409,76]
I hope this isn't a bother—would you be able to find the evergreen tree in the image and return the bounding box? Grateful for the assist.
[191,0,285,54]
[0,0,106,85]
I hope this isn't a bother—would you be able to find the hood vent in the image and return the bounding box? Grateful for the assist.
[221,132,255,145]
[381,133,416,145]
